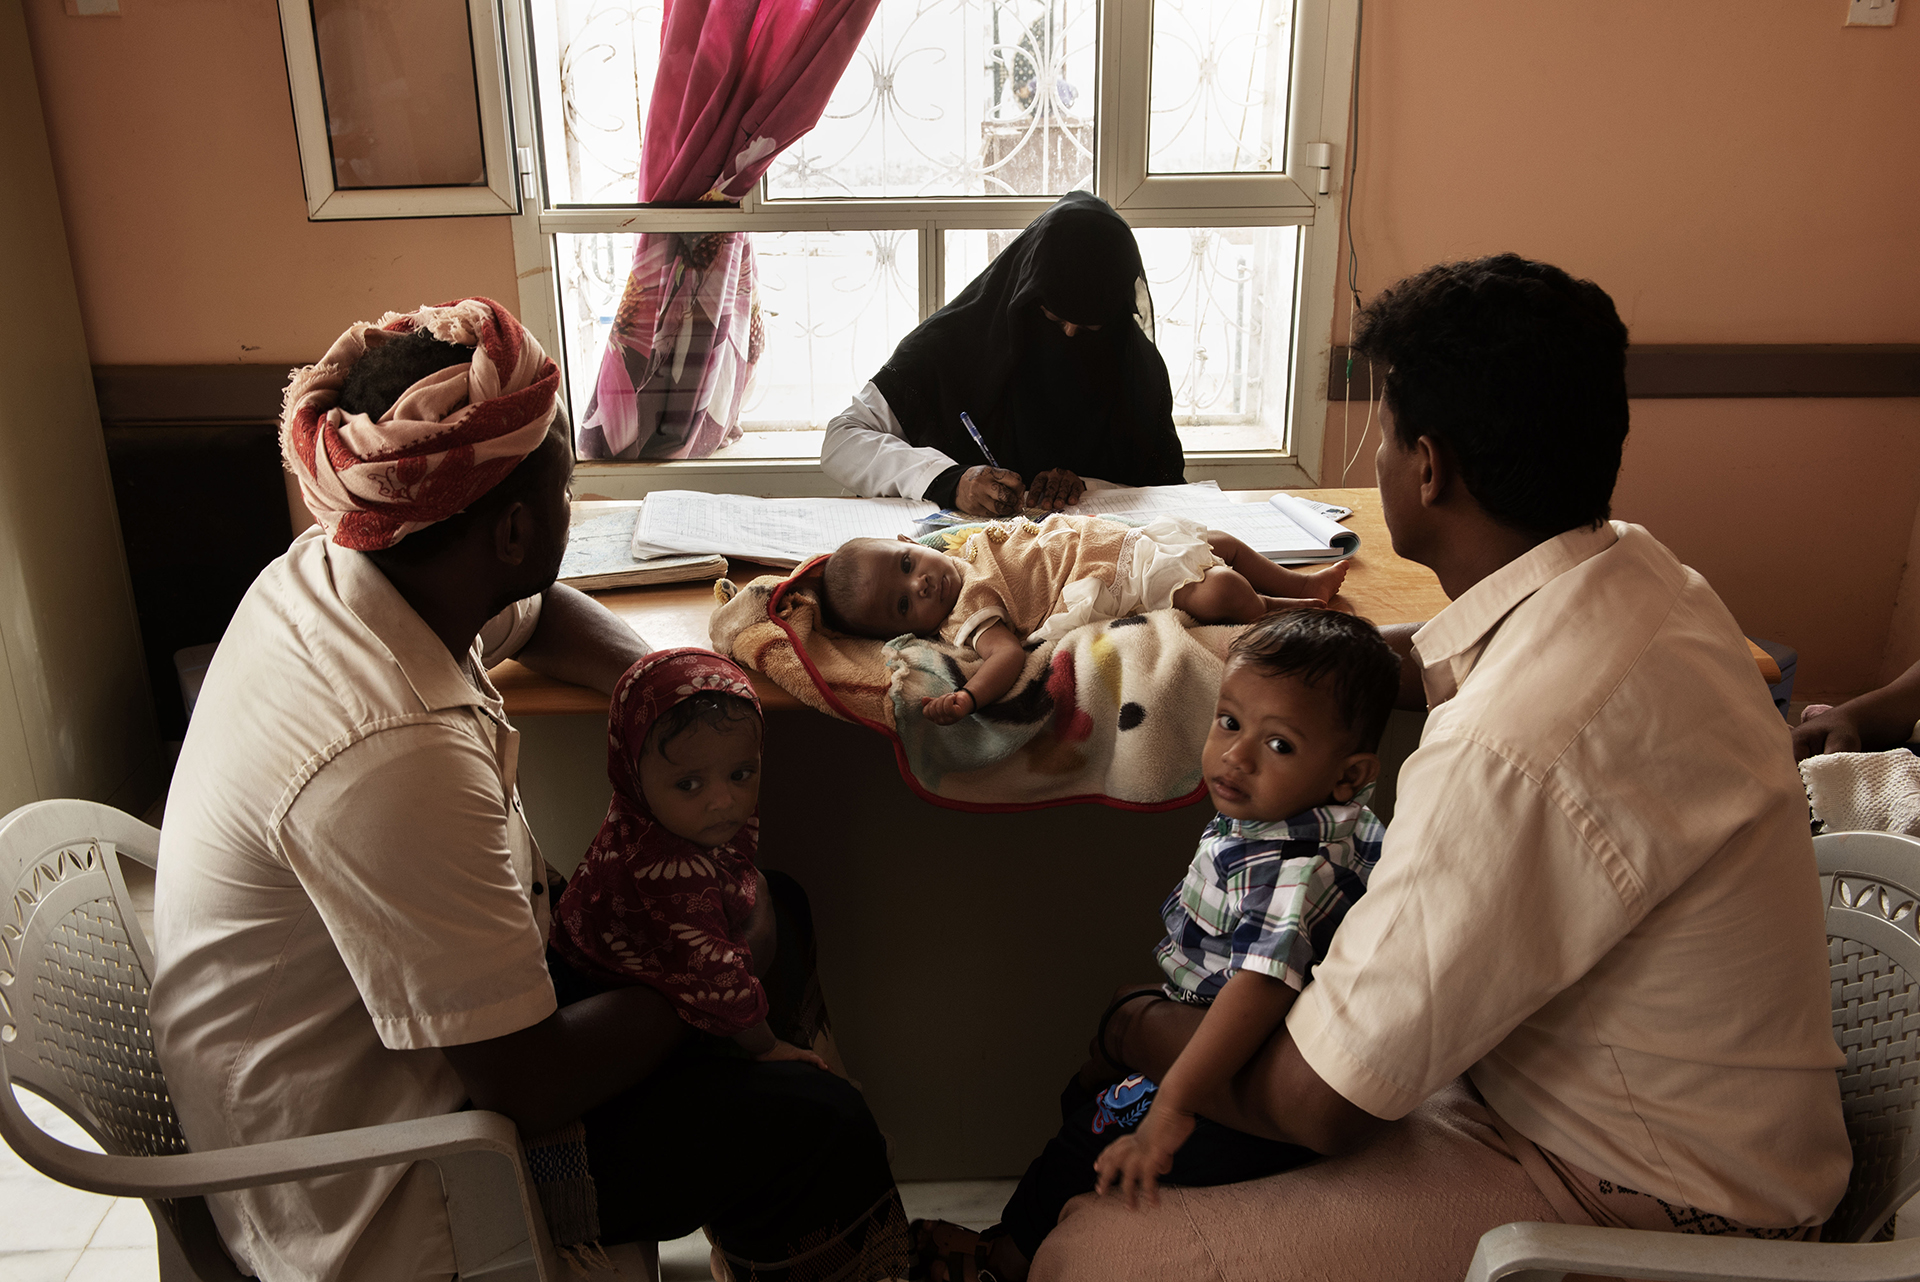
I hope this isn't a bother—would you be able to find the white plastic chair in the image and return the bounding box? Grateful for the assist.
[0,799,560,1281]
[1466,828,1920,1281]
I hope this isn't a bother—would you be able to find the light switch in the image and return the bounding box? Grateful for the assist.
[1846,0,1898,26]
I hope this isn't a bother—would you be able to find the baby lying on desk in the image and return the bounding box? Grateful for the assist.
[818,513,1348,722]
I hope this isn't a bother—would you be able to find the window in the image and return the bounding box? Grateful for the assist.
[500,0,1358,495]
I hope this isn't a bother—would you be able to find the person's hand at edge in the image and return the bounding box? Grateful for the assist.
[956,465,1026,517]
[1026,468,1086,512]
[756,1039,832,1072]
[1792,658,1920,761]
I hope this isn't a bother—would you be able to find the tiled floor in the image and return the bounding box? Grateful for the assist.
[1,1088,158,1282]
[0,1099,1013,1282]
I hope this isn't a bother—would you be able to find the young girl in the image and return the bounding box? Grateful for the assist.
[550,647,826,1066]
[818,513,1348,723]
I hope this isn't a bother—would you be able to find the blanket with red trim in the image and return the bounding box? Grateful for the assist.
[708,559,1237,810]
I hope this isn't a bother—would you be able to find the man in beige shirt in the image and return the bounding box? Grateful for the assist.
[151,302,902,1280]
[1030,257,1849,1282]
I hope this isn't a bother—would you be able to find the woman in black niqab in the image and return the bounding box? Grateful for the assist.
[823,191,1187,514]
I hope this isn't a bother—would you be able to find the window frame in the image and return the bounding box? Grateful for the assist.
[498,0,1360,497]
[279,0,523,220]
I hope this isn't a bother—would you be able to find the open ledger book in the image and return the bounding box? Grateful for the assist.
[558,507,726,589]
[630,483,1357,568]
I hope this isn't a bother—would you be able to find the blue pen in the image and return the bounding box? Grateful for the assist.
[959,412,1001,470]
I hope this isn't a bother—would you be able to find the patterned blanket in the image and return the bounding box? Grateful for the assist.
[709,555,1239,811]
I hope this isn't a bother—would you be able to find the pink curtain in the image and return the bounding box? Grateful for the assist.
[576,0,883,460]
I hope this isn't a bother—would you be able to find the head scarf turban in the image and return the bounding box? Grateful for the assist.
[870,191,1186,491]
[280,296,560,551]
[551,649,771,1034]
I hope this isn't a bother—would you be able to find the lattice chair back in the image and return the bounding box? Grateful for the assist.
[0,799,233,1276]
[1817,828,1920,1243]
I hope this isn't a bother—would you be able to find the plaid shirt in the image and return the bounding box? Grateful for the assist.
[1155,790,1385,1001]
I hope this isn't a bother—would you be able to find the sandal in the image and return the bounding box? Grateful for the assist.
[908,1219,1001,1282]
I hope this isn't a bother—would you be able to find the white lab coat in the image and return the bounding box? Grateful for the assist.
[819,382,965,499]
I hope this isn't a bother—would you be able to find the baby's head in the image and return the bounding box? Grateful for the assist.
[635,685,763,849]
[820,535,964,638]
[1204,610,1401,823]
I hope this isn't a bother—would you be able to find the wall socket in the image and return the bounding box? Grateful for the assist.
[1846,0,1898,26]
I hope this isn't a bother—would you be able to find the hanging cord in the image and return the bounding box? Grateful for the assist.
[1338,0,1366,482]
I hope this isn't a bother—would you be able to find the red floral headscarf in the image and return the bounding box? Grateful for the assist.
[279,296,560,551]
[551,649,770,1033]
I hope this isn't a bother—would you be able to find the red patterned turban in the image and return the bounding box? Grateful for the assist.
[279,297,560,551]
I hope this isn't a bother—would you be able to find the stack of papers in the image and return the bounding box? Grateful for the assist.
[628,484,1357,568]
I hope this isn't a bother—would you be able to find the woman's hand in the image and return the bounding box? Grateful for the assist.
[920,689,977,725]
[756,1039,832,1072]
[956,466,1026,517]
[1094,1102,1194,1209]
[1026,468,1086,512]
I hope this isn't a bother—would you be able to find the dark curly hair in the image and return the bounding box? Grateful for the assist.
[1229,610,1400,753]
[337,328,473,419]
[1352,254,1629,538]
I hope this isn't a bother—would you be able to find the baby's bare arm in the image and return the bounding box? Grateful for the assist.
[1094,972,1300,1207]
[921,620,1027,724]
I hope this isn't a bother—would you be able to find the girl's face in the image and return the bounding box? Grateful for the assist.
[638,717,762,847]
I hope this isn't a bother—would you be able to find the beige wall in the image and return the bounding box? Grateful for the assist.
[1319,1,1920,702]
[1,0,159,816]
[20,0,518,366]
[28,4,1920,702]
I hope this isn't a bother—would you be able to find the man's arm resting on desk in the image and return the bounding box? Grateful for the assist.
[442,986,689,1135]
[513,583,653,695]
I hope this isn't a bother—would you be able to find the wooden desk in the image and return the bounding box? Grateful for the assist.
[492,487,1444,715]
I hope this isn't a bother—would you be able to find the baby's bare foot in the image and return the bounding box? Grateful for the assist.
[1299,559,1350,602]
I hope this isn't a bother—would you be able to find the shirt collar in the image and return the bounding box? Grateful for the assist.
[1216,783,1376,843]
[1411,521,1620,707]
[316,532,501,716]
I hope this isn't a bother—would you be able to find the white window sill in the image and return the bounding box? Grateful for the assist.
[574,428,1313,499]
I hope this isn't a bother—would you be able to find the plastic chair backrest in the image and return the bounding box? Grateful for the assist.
[1817,829,1920,1242]
[0,800,235,1278]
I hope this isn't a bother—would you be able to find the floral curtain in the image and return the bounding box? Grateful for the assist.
[575,0,883,460]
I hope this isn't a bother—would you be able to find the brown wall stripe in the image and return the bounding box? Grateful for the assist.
[1327,344,1920,402]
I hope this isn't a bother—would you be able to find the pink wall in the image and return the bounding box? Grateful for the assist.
[1321,1,1920,701]
[21,0,518,366]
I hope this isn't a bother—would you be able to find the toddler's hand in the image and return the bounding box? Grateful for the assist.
[1093,1103,1194,1209]
[920,690,976,725]
[756,1040,831,1072]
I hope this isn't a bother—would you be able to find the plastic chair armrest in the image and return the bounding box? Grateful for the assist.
[1466,1222,1920,1282]
[5,1088,523,1201]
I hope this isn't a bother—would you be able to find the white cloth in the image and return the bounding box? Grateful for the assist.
[150,528,556,1282]
[820,381,960,499]
[1031,516,1220,644]
[1802,748,1920,835]
[1288,521,1850,1229]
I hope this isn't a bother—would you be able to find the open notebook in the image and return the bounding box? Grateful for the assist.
[558,507,726,589]
[630,484,1357,567]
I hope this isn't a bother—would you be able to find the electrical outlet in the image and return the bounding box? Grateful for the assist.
[1846,0,1898,26]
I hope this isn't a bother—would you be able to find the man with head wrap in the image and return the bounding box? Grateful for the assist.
[147,300,899,1281]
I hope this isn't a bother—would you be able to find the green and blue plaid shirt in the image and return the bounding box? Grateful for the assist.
[1155,788,1385,1002]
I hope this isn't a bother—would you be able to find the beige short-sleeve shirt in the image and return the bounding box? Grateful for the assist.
[150,529,556,1282]
[1288,522,1850,1228]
